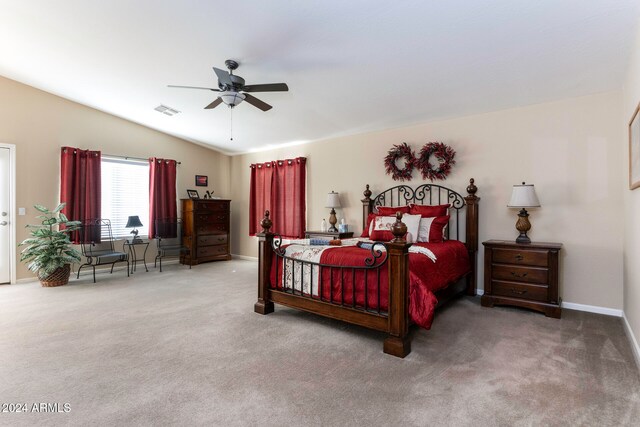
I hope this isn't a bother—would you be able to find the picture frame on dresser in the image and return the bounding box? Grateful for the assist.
[629,102,640,190]
[187,189,200,200]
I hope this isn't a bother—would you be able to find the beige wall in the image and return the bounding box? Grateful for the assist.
[230,91,624,310]
[0,76,230,280]
[623,23,640,355]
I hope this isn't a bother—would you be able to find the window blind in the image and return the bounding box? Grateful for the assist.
[101,158,149,239]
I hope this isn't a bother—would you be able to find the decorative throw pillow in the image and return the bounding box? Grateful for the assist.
[376,205,411,216]
[361,213,378,238]
[410,203,450,217]
[416,215,450,243]
[369,214,421,242]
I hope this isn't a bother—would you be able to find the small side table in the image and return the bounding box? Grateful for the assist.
[123,239,149,274]
[481,240,562,318]
[305,230,354,239]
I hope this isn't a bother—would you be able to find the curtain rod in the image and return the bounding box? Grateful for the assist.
[103,154,181,164]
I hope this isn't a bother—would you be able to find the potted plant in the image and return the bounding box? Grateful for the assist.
[19,203,82,287]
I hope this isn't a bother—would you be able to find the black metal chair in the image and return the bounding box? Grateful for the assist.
[154,218,192,272]
[77,219,129,283]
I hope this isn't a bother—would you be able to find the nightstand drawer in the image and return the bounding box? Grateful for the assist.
[492,280,548,302]
[492,264,548,284]
[492,248,548,267]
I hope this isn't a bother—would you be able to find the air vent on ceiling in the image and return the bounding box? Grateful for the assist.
[154,104,180,116]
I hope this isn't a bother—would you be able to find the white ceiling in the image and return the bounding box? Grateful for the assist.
[0,0,638,154]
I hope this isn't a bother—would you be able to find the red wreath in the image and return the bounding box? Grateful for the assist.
[415,142,456,181]
[384,143,416,181]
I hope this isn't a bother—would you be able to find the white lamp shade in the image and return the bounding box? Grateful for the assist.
[326,191,341,208]
[219,91,246,107]
[508,183,541,208]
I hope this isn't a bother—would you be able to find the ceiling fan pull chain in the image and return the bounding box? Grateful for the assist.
[230,107,233,141]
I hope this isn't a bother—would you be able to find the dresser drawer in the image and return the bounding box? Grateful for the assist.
[492,248,548,267]
[198,234,228,246]
[196,202,229,214]
[196,223,229,234]
[492,264,548,284]
[196,213,229,223]
[198,244,229,258]
[492,280,548,302]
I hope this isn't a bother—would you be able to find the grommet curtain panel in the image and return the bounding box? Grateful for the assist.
[60,146,101,243]
[148,157,177,239]
[249,157,306,238]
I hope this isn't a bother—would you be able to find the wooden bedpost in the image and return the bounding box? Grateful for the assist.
[383,212,412,358]
[254,210,275,315]
[362,184,373,231]
[464,178,480,296]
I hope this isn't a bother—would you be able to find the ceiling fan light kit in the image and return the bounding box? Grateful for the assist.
[219,91,246,108]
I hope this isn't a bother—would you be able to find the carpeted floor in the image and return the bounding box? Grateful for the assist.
[0,260,638,426]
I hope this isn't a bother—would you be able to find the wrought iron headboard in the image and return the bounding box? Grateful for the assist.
[363,182,471,242]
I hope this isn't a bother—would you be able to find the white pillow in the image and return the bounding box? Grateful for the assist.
[417,217,435,242]
[372,214,421,243]
[417,217,449,242]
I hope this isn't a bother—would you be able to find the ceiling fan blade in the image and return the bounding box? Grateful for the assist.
[204,98,223,109]
[213,67,233,86]
[242,83,289,93]
[243,93,272,111]
[168,85,220,91]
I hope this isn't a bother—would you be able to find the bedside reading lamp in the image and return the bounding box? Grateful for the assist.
[126,215,143,241]
[325,191,341,232]
[508,182,540,244]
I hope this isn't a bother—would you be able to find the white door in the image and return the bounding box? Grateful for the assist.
[0,147,10,284]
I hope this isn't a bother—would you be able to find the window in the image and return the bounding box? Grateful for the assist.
[101,157,149,239]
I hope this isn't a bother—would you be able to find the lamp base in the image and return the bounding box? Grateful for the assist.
[328,208,338,233]
[515,208,532,244]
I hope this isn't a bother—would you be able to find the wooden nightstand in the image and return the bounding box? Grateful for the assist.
[481,240,562,318]
[305,230,354,239]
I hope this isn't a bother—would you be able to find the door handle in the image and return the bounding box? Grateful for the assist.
[0,221,7,226]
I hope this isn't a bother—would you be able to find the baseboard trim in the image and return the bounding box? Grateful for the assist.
[232,254,258,262]
[622,312,640,371]
[475,289,623,317]
[561,302,622,317]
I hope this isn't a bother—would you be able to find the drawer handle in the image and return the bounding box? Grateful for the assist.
[510,288,527,295]
[510,272,528,278]
[514,254,524,261]
[217,237,225,242]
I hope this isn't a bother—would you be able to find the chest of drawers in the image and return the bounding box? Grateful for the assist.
[182,199,231,265]
[481,240,562,318]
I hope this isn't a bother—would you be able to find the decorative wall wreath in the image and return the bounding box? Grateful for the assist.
[415,142,456,181]
[384,142,416,181]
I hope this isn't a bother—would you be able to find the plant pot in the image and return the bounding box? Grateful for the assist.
[38,264,71,287]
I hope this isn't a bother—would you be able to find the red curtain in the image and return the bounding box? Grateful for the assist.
[148,157,177,239]
[60,146,101,243]
[249,157,306,238]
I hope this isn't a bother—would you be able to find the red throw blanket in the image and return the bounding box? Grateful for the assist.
[270,240,470,329]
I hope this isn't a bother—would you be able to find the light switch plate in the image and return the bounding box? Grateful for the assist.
[18,207,26,216]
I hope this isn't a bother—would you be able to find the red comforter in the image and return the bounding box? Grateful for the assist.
[270,240,470,329]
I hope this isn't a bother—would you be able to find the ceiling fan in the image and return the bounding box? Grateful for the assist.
[168,59,289,111]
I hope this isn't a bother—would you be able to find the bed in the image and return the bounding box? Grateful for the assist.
[254,179,480,358]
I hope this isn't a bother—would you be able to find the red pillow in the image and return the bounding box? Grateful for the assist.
[369,229,398,242]
[376,205,411,216]
[410,204,450,217]
[417,215,450,243]
[361,213,378,238]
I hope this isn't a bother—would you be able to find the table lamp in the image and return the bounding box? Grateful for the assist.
[126,215,143,241]
[507,182,540,244]
[325,191,341,232]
